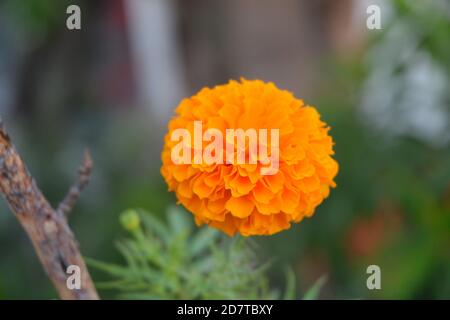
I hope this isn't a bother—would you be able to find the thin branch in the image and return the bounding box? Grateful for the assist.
[0,122,99,300]
[57,149,93,217]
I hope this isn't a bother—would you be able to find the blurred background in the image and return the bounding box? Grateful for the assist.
[0,0,449,299]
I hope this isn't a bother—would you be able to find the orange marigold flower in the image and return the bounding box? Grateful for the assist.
[161,79,338,236]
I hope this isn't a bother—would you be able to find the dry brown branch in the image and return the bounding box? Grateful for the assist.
[57,149,93,217]
[0,122,99,300]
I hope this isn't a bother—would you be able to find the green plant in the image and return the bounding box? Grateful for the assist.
[89,206,282,299]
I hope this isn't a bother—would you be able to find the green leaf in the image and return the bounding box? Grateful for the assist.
[303,275,327,300]
[283,267,297,300]
[190,228,220,257]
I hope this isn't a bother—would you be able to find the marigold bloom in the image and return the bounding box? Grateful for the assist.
[161,79,338,236]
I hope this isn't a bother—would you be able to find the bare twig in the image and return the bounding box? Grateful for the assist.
[57,149,93,217]
[0,122,99,300]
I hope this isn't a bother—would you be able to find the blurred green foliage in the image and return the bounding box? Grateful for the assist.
[4,0,70,41]
[89,207,279,299]
[90,207,329,299]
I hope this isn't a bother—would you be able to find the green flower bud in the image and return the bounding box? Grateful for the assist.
[120,209,141,231]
